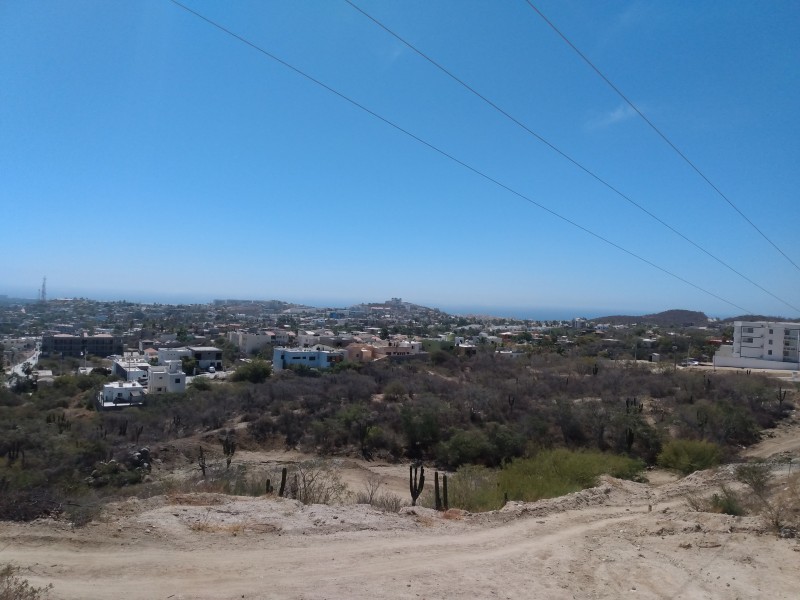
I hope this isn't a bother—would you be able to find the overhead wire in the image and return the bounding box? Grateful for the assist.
[524,0,800,274]
[166,0,754,315]
[344,0,799,315]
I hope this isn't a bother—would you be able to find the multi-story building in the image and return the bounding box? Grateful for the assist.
[187,346,223,371]
[714,321,800,370]
[227,330,294,355]
[113,355,151,382]
[148,361,186,394]
[42,333,123,357]
[272,347,344,372]
[97,381,145,409]
[157,347,192,365]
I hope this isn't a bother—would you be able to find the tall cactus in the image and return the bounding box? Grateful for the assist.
[410,463,425,506]
[777,387,787,409]
[434,471,442,511]
[442,474,449,511]
[279,467,288,497]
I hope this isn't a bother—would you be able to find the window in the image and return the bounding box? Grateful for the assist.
[768,350,772,355]
[175,378,180,383]
[744,327,753,333]
[769,340,773,345]
[744,337,753,343]
[769,329,773,334]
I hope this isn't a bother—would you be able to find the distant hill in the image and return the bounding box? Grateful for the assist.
[592,309,708,327]
[720,314,800,324]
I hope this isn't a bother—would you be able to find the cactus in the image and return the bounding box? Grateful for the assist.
[434,471,442,511]
[133,424,144,444]
[279,467,288,497]
[266,479,274,494]
[777,387,787,409]
[624,427,634,453]
[592,363,599,376]
[442,474,449,511]
[221,434,236,469]
[7,440,23,465]
[696,408,709,438]
[198,445,207,477]
[410,463,425,506]
[625,397,643,413]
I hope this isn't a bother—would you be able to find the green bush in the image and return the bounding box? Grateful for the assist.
[709,485,745,516]
[439,430,491,468]
[735,462,771,498]
[447,449,643,512]
[657,439,721,474]
[446,464,502,512]
[230,360,272,384]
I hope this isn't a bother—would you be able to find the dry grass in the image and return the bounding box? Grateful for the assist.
[188,521,246,535]
[414,515,436,527]
[166,493,225,506]
[441,509,466,520]
[761,472,800,536]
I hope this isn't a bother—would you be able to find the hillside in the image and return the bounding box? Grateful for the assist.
[4,456,799,599]
[593,309,708,327]
[720,314,800,324]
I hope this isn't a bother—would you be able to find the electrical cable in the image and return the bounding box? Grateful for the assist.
[345,1,799,314]
[166,0,754,314]
[524,0,800,274]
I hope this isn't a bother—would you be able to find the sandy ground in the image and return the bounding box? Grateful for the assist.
[3,417,800,599]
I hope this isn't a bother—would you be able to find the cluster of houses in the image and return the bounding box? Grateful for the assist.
[96,345,224,409]
[82,319,800,411]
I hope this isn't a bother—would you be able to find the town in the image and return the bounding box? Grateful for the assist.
[2,295,798,397]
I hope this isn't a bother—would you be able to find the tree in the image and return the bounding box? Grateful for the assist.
[230,360,272,384]
[181,356,197,376]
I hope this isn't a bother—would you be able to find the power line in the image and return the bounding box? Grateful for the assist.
[166,0,753,314]
[524,0,800,274]
[345,1,799,314]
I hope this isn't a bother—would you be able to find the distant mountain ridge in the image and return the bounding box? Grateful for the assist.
[592,309,708,327]
[720,314,800,324]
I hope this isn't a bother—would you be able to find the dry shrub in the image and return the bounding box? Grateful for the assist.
[761,472,800,536]
[441,509,465,520]
[685,485,745,516]
[166,493,224,506]
[414,515,436,527]
[292,460,351,505]
[189,521,245,535]
[354,473,404,513]
[0,563,53,600]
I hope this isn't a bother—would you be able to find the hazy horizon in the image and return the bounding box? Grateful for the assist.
[0,283,749,322]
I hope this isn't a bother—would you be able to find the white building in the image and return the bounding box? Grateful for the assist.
[373,340,423,358]
[187,346,223,371]
[98,381,145,409]
[148,360,186,394]
[157,347,191,365]
[714,321,800,370]
[227,330,293,355]
[113,356,151,382]
[272,347,344,372]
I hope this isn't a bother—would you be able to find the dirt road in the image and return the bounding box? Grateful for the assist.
[3,466,798,600]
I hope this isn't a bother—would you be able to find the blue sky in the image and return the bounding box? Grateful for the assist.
[1,1,798,319]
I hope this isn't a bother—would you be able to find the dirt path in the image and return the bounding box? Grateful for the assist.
[743,408,800,460]
[3,471,798,600]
